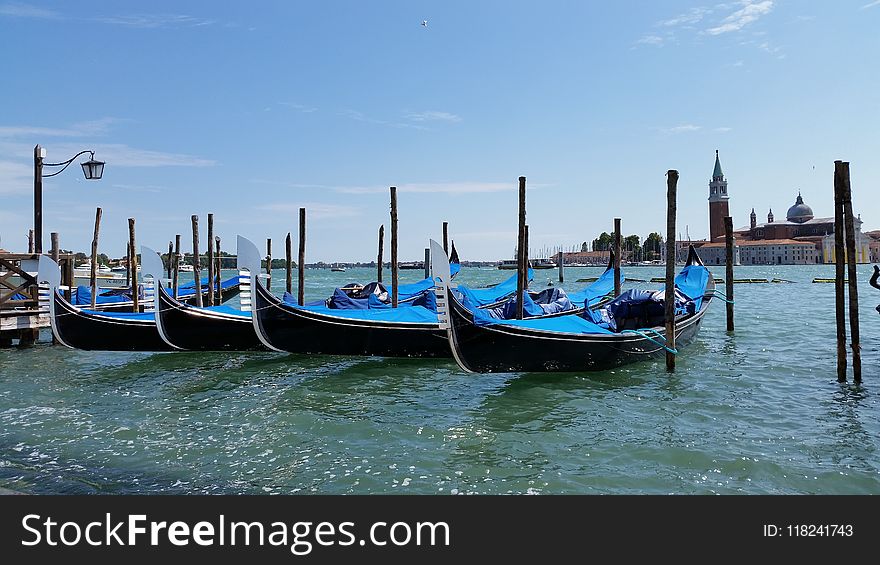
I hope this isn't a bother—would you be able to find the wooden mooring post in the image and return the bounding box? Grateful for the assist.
[50,233,59,264]
[665,170,679,372]
[724,216,735,332]
[837,160,862,383]
[125,243,131,288]
[128,218,138,313]
[833,165,847,382]
[298,207,306,306]
[558,250,564,283]
[166,241,173,283]
[377,225,384,283]
[173,234,181,299]
[90,207,102,310]
[214,237,221,301]
[390,187,398,308]
[191,215,202,308]
[613,218,621,297]
[285,232,293,295]
[27,230,34,254]
[424,248,430,279]
[442,221,449,255]
[265,238,272,290]
[516,176,526,320]
[206,213,215,306]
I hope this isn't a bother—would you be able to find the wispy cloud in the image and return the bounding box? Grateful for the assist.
[861,1,880,9]
[714,127,733,133]
[0,159,32,194]
[404,111,462,123]
[94,14,216,28]
[280,102,317,113]
[0,2,60,19]
[659,6,712,27]
[663,124,702,134]
[340,109,427,130]
[706,1,774,35]
[0,118,122,139]
[636,35,666,46]
[333,182,517,195]
[89,144,215,167]
[255,202,361,220]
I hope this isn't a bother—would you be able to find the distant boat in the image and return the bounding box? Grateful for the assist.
[498,258,556,270]
[331,263,346,272]
[179,264,194,273]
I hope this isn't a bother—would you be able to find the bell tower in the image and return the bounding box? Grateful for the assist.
[708,150,730,240]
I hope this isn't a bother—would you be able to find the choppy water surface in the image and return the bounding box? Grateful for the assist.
[1,264,878,494]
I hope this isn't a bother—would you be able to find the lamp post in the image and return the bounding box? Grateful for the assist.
[33,144,104,254]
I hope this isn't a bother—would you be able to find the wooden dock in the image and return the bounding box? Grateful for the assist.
[0,252,73,345]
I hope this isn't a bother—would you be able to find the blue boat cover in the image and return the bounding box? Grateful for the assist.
[73,275,241,305]
[291,303,439,324]
[475,310,614,335]
[80,310,156,321]
[73,286,137,306]
[454,269,534,307]
[673,264,710,310]
[566,267,620,308]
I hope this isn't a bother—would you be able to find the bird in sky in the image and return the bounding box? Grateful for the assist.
[421,20,428,28]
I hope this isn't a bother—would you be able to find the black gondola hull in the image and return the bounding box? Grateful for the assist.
[51,290,172,352]
[447,291,708,372]
[156,286,262,351]
[253,281,450,357]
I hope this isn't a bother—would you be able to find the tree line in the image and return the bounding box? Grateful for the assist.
[590,231,664,262]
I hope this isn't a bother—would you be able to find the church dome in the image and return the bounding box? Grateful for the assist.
[786,192,813,223]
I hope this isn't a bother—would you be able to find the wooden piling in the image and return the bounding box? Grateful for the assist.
[27,230,34,254]
[173,234,181,299]
[285,232,293,294]
[89,207,102,309]
[724,216,735,332]
[167,241,173,282]
[613,218,621,297]
[833,163,847,383]
[128,218,138,313]
[665,170,678,372]
[377,225,384,283]
[424,248,430,279]
[125,243,131,287]
[63,247,73,301]
[442,221,449,255]
[50,232,59,263]
[838,161,862,383]
[214,237,221,302]
[265,238,272,290]
[298,207,306,306]
[191,215,202,307]
[206,213,215,306]
[516,176,526,320]
[558,250,564,283]
[390,187,398,308]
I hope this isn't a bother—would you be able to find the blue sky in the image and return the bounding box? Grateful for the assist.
[1,1,878,261]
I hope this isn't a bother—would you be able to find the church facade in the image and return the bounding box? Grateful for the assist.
[692,152,869,265]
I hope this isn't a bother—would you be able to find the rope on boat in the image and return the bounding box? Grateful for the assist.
[621,328,679,355]
[706,289,734,304]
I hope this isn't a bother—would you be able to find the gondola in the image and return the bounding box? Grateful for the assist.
[433,240,714,373]
[141,246,263,351]
[238,236,451,357]
[37,256,172,352]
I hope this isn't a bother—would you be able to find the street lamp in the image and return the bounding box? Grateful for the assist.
[33,143,105,254]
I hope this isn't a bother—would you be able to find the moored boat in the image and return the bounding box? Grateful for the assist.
[141,246,262,351]
[435,242,714,373]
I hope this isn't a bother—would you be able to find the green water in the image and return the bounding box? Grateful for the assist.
[1,264,878,494]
